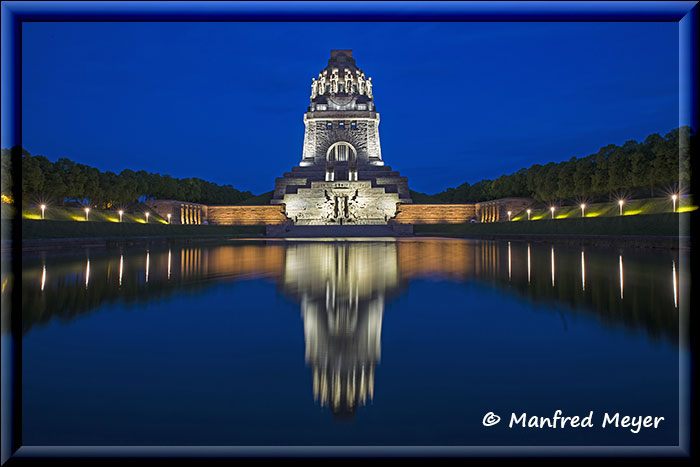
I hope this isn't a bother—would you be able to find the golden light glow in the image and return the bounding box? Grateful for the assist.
[0,194,13,204]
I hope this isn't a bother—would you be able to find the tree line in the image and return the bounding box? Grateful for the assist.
[2,148,254,208]
[2,126,693,209]
[432,127,692,204]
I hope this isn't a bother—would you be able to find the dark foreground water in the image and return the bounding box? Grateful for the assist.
[16,239,685,447]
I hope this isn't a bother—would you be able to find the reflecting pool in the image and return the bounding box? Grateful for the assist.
[15,239,684,447]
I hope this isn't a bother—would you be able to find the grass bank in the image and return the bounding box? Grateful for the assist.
[20,219,265,240]
[413,212,690,237]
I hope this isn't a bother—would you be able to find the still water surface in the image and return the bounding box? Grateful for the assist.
[19,239,683,446]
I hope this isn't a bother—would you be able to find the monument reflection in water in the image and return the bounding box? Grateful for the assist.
[19,239,681,434]
[284,242,396,418]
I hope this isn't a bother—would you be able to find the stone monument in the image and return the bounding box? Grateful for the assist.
[272,50,412,225]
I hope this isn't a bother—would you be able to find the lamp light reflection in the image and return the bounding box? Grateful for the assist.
[85,259,90,289]
[168,249,172,280]
[41,265,46,291]
[119,255,123,286]
[551,247,555,287]
[619,255,624,299]
[507,241,511,280]
[581,251,585,291]
[527,244,531,283]
[672,260,677,308]
[145,251,150,283]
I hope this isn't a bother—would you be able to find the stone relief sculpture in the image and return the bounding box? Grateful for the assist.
[357,72,365,95]
[366,77,373,98]
[311,78,318,99]
[344,69,353,92]
[318,72,326,95]
[330,69,339,94]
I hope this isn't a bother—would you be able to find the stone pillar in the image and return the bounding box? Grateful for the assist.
[197,208,201,225]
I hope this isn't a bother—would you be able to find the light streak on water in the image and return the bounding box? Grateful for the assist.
[673,260,677,308]
[619,255,624,299]
[507,242,511,280]
[168,249,172,280]
[527,244,531,283]
[551,247,555,287]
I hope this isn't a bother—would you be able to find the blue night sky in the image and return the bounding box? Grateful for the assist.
[22,21,679,195]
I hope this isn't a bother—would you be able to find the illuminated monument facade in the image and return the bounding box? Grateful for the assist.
[272,50,412,225]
